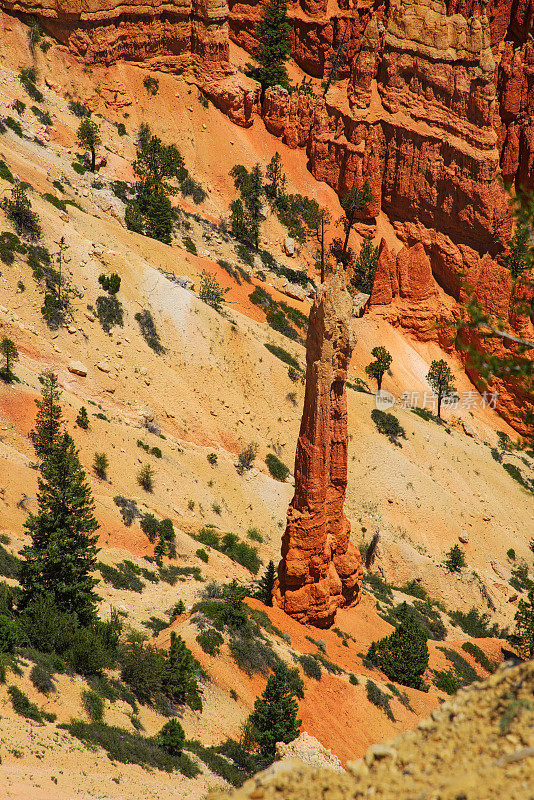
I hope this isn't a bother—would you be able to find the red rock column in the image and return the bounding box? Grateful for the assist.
[273,268,362,627]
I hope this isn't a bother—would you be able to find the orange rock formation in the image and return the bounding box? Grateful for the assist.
[274,268,363,628]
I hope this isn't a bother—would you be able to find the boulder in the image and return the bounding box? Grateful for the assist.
[68,360,88,377]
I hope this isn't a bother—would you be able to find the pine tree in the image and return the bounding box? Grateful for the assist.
[444,544,466,572]
[164,632,203,711]
[503,222,530,279]
[512,587,534,658]
[265,153,286,205]
[0,337,19,379]
[30,371,63,460]
[19,431,100,624]
[256,560,276,606]
[353,235,380,293]
[426,359,457,418]
[77,119,101,172]
[158,718,186,756]
[340,181,373,263]
[248,663,301,758]
[365,346,392,392]
[252,0,291,92]
[367,605,429,689]
[76,406,89,430]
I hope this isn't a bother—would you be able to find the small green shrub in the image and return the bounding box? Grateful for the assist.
[298,654,322,680]
[143,75,159,95]
[349,674,359,685]
[507,548,516,560]
[461,641,495,673]
[265,453,290,481]
[183,237,197,255]
[158,718,185,756]
[69,101,91,118]
[8,685,42,721]
[437,646,479,688]
[135,310,164,354]
[444,544,466,572]
[237,442,258,474]
[76,406,89,429]
[98,561,145,593]
[196,629,224,656]
[367,606,429,689]
[433,669,458,695]
[207,452,218,465]
[30,664,55,694]
[371,409,406,446]
[137,464,155,492]
[93,452,109,480]
[365,680,394,721]
[82,689,105,721]
[63,721,199,775]
[448,608,506,638]
[72,162,87,175]
[98,273,121,294]
[196,548,209,563]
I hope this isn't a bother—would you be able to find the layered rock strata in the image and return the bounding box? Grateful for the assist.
[273,268,362,627]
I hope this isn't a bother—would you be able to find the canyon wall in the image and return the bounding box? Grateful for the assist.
[0,0,230,69]
[274,268,363,627]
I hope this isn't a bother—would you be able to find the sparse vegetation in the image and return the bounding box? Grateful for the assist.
[365,347,392,392]
[135,310,165,354]
[137,464,155,492]
[237,442,258,474]
[93,452,109,481]
[199,271,228,312]
[444,544,466,572]
[367,606,429,689]
[371,409,406,446]
[365,679,394,721]
[265,453,290,481]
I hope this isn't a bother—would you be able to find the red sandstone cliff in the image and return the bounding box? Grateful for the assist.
[274,268,363,627]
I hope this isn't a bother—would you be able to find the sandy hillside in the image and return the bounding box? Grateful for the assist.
[0,13,532,799]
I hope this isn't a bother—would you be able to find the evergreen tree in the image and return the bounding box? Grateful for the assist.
[339,181,373,263]
[365,346,392,392]
[503,222,530,279]
[76,406,89,430]
[352,235,380,293]
[6,182,41,237]
[19,430,100,624]
[512,587,534,658]
[229,163,265,251]
[229,198,249,244]
[248,663,301,758]
[256,560,276,606]
[77,119,101,172]
[444,544,466,572]
[265,153,286,205]
[164,631,203,711]
[158,718,186,756]
[0,337,19,380]
[252,0,291,92]
[30,371,63,460]
[426,359,456,418]
[367,604,429,689]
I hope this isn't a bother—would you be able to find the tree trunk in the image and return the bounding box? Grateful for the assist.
[437,392,442,418]
[320,215,325,283]
[91,147,96,172]
[377,373,382,391]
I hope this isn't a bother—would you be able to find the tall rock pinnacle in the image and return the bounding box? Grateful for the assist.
[273,268,363,627]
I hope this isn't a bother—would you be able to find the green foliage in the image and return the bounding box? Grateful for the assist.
[380,600,446,642]
[237,442,258,475]
[5,183,41,237]
[98,561,145,592]
[507,548,516,560]
[137,464,154,492]
[31,106,52,126]
[433,669,458,695]
[503,462,533,492]
[113,495,141,527]
[180,175,206,204]
[461,641,495,673]
[365,679,394,720]
[196,629,224,656]
[247,663,301,758]
[4,116,23,136]
[21,382,99,624]
[63,721,199,775]
[349,674,359,685]
[298,653,322,680]
[367,606,429,689]
[199,270,228,312]
[135,310,165,354]
[77,119,101,171]
[255,560,276,607]
[72,162,87,175]
[76,406,89,429]
[143,75,159,95]
[0,614,20,652]
[116,122,127,136]
[264,343,301,370]
[30,663,55,694]
[69,101,91,118]
[426,360,457,418]
[437,646,479,688]
[98,273,121,294]
[82,689,105,721]
[158,718,185,756]
[251,0,291,90]
[503,222,530,279]
[352,235,379,293]
[371,409,406,446]
[512,587,534,658]
[397,579,429,601]
[196,548,209,563]
[365,346,392,392]
[265,453,289,481]
[0,160,15,182]
[0,337,19,381]
[363,572,393,604]
[13,99,25,116]
[448,607,506,638]
[93,452,109,480]
[444,544,466,572]
[207,452,218,465]
[183,236,197,254]
[8,685,43,721]
[510,561,532,591]
[19,68,44,102]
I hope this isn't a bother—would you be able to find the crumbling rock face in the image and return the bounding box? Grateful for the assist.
[273,269,362,628]
[0,0,230,69]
